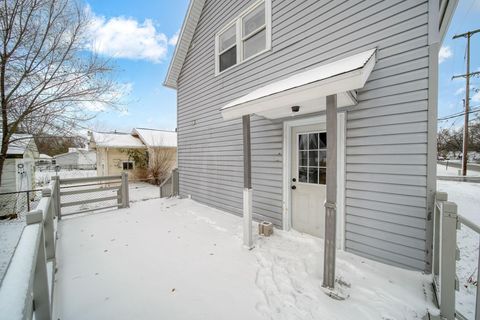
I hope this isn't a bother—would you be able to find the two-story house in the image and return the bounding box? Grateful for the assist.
[164,0,458,272]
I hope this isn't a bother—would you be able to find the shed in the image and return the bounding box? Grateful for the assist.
[0,134,38,193]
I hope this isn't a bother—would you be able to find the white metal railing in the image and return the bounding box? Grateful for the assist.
[433,191,480,320]
[57,173,129,218]
[0,179,59,320]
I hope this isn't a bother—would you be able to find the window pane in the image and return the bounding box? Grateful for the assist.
[319,168,326,185]
[309,133,318,149]
[219,25,236,52]
[308,150,318,166]
[308,168,318,184]
[299,134,308,150]
[319,132,327,149]
[299,151,308,166]
[319,151,327,167]
[243,3,265,37]
[219,46,237,72]
[243,28,266,59]
[299,167,308,183]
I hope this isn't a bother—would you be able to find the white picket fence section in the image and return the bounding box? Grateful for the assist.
[433,191,480,320]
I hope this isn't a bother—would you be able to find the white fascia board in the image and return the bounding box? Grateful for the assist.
[164,0,206,90]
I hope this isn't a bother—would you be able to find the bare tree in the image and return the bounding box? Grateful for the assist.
[147,147,176,185]
[0,0,119,184]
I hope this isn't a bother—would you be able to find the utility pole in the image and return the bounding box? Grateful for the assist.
[452,28,480,176]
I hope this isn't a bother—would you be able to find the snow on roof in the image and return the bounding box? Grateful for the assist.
[132,128,177,148]
[38,154,52,159]
[5,134,35,155]
[91,132,145,148]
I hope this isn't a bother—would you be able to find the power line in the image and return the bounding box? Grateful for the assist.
[438,107,480,121]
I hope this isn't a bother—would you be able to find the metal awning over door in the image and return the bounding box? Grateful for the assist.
[221,49,376,120]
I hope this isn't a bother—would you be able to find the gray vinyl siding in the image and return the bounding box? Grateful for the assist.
[177,0,431,270]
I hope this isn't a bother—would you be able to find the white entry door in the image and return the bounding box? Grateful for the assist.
[291,124,327,238]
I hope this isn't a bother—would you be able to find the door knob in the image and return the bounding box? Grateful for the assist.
[291,185,296,190]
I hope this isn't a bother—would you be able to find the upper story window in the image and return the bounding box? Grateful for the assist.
[215,0,272,75]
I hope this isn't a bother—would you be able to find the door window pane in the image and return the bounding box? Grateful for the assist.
[299,167,308,183]
[243,28,266,59]
[299,151,308,166]
[308,150,318,166]
[299,134,308,150]
[308,168,318,184]
[319,132,327,148]
[242,3,265,37]
[219,46,237,72]
[318,151,327,167]
[319,168,326,185]
[219,25,236,52]
[309,133,318,149]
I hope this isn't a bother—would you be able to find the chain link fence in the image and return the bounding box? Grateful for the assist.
[0,189,43,220]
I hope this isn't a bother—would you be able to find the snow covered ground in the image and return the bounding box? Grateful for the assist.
[0,169,159,285]
[437,180,480,319]
[0,219,24,283]
[437,164,480,177]
[35,169,97,186]
[53,198,433,320]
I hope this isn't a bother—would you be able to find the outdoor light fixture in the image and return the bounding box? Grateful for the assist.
[291,105,300,113]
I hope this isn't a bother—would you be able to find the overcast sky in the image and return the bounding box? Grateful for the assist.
[83,0,480,133]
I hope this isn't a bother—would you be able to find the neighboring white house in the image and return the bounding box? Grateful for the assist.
[53,148,96,170]
[0,134,38,193]
[89,129,177,179]
[35,154,53,167]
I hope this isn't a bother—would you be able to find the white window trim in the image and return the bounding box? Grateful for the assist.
[215,0,272,76]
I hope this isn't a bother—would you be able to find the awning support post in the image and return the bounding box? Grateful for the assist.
[323,94,338,289]
[243,115,254,249]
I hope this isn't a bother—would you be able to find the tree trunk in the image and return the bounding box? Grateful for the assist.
[0,152,6,188]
